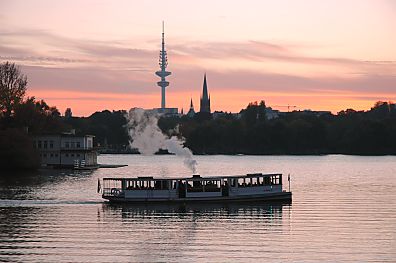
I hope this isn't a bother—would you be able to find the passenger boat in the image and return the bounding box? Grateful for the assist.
[100,173,292,203]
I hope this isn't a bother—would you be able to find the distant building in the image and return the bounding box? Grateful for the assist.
[200,74,211,113]
[152,107,179,116]
[300,110,332,117]
[32,133,97,168]
[213,111,226,119]
[65,108,72,118]
[187,98,195,117]
[265,107,280,120]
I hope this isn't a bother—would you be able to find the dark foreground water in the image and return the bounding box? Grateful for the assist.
[0,155,395,262]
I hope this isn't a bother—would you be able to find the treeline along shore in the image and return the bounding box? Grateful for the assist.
[1,61,396,170]
[66,101,396,156]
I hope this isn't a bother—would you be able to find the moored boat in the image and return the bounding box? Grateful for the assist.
[100,173,292,203]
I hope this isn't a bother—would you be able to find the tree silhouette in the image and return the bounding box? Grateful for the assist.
[0,62,27,118]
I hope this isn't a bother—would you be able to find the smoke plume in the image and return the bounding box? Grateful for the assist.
[126,108,197,173]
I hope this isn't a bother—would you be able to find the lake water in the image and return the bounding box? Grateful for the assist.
[0,155,395,262]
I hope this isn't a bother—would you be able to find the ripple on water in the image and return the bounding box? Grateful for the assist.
[0,155,395,262]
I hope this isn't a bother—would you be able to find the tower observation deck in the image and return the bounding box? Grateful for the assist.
[155,22,171,109]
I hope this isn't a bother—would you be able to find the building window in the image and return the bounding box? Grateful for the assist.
[38,140,42,149]
[50,153,53,157]
[65,153,69,157]
[65,142,69,148]
[55,153,58,157]
[76,142,80,148]
[44,141,48,149]
[43,153,47,157]
[77,153,80,157]
[71,153,74,157]
[50,141,54,148]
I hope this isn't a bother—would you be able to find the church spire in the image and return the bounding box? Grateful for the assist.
[187,97,196,117]
[202,73,208,100]
[190,98,194,109]
[200,73,211,113]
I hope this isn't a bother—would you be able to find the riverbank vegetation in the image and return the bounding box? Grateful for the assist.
[68,100,396,155]
[179,101,396,155]
[0,62,65,170]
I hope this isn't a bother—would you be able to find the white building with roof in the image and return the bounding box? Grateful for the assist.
[32,133,97,168]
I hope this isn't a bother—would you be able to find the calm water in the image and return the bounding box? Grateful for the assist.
[0,155,395,262]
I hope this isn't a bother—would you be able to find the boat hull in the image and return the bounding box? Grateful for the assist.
[103,191,292,204]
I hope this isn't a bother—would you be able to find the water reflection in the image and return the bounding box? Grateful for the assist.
[0,169,94,200]
[101,201,290,220]
[97,202,291,262]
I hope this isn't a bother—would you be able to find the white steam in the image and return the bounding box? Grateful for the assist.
[126,108,197,173]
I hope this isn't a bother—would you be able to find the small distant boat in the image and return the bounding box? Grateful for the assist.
[100,173,292,203]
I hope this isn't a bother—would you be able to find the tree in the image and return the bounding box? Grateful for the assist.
[13,97,64,133]
[240,100,267,127]
[0,62,27,118]
[0,128,40,170]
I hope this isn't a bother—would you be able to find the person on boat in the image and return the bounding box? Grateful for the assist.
[178,180,185,198]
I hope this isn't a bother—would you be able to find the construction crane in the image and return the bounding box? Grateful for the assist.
[272,105,298,112]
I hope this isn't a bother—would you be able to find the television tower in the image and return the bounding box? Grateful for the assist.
[155,21,171,109]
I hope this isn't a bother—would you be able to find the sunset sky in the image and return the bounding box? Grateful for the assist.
[1,0,395,116]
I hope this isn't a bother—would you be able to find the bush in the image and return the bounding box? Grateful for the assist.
[0,128,40,171]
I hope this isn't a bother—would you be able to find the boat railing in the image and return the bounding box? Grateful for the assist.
[101,173,284,196]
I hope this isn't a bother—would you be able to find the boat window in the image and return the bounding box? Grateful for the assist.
[188,179,203,192]
[154,180,170,190]
[136,180,144,189]
[230,179,237,187]
[126,180,136,190]
[264,176,271,185]
[238,178,247,187]
[257,177,263,185]
[204,180,220,192]
[271,175,281,185]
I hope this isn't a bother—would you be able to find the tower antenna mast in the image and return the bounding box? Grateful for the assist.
[155,21,171,109]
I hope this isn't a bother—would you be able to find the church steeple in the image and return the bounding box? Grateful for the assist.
[190,98,194,109]
[200,73,211,113]
[202,74,208,99]
[187,97,195,117]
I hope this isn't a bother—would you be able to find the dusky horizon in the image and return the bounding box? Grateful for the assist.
[1,0,395,116]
